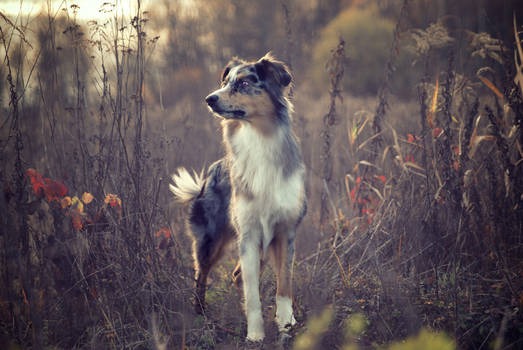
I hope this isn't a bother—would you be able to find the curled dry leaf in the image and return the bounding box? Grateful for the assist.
[82,192,94,204]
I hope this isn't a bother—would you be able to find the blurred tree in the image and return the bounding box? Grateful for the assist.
[312,4,419,97]
[158,0,211,106]
[407,0,523,44]
[33,13,91,179]
[199,0,286,63]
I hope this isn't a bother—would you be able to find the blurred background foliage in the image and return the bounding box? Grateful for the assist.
[311,4,424,97]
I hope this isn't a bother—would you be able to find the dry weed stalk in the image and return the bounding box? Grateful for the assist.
[320,38,346,229]
[371,0,410,154]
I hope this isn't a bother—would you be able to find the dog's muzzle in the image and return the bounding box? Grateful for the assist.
[205,94,246,119]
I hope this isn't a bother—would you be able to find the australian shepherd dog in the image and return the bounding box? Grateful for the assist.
[169,53,306,341]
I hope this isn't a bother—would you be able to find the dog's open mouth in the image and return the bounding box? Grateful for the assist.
[211,108,246,119]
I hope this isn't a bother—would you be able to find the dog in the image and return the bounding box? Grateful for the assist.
[170,53,306,341]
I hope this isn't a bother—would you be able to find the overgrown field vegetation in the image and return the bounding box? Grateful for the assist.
[1,0,523,349]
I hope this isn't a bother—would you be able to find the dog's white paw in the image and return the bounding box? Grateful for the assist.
[277,313,296,332]
[246,312,265,341]
[246,329,265,342]
[276,296,296,332]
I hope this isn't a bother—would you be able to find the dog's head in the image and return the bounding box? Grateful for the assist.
[205,53,292,121]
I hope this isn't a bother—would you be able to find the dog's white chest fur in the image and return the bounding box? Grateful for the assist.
[228,124,304,223]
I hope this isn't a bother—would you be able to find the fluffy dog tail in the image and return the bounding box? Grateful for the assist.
[169,167,204,202]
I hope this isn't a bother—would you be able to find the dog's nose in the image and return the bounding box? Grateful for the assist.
[205,94,219,105]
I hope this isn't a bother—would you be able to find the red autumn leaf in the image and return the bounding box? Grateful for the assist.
[33,182,45,197]
[375,175,387,183]
[26,169,45,196]
[356,177,362,184]
[350,184,360,201]
[43,178,67,202]
[90,285,97,298]
[350,188,356,201]
[404,155,415,163]
[26,168,37,177]
[104,194,122,209]
[361,208,375,215]
[26,168,42,182]
[433,127,443,138]
[71,212,83,230]
[407,133,415,143]
[155,228,171,239]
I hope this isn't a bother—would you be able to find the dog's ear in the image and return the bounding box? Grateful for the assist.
[254,53,292,87]
[220,57,244,82]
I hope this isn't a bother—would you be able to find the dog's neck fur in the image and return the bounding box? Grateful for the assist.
[221,100,303,198]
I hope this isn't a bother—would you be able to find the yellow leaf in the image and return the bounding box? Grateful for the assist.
[425,75,439,128]
[60,196,72,208]
[71,196,84,213]
[82,192,94,204]
[431,74,439,115]
[351,125,358,145]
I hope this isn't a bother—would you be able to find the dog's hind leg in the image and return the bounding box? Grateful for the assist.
[193,237,213,313]
[188,160,234,314]
[192,227,234,313]
[270,226,297,332]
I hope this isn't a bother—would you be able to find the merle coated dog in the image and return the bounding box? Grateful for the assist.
[170,53,306,341]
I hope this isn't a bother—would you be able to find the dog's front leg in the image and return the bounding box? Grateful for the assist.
[239,235,264,341]
[270,229,297,332]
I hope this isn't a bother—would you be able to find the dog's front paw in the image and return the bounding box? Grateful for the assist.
[246,325,265,342]
[276,296,296,332]
[277,314,296,332]
[246,316,265,342]
[246,331,265,342]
